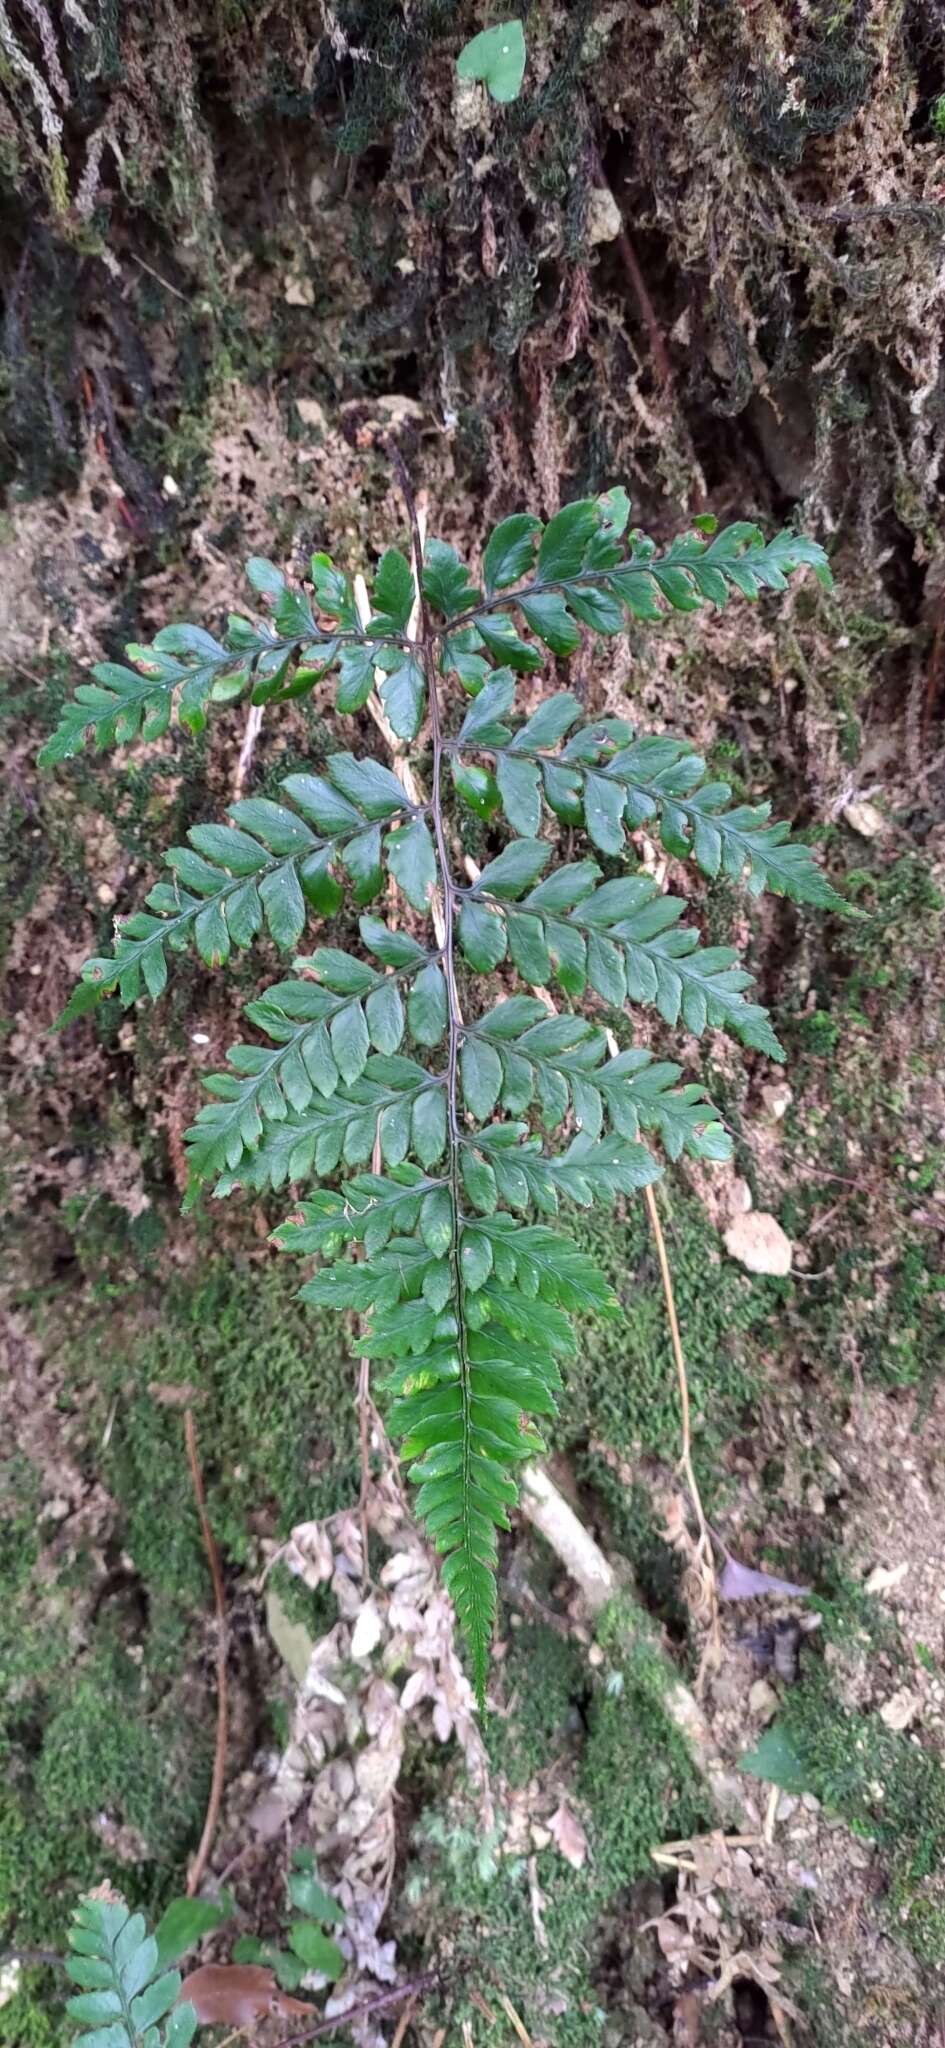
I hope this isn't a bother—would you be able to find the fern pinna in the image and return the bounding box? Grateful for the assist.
[42,474,842,1703]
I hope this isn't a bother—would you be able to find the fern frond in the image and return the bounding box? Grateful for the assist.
[458,859,784,1056]
[38,550,414,765]
[276,1175,620,1701]
[203,1052,446,1196]
[65,1893,197,2048]
[42,477,842,1704]
[451,693,844,911]
[65,759,416,1012]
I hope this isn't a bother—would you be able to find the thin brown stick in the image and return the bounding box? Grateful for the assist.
[588,144,673,392]
[390,1993,419,2048]
[184,1409,228,1896]
[642,1181,719,1683]
[274,1972,440,2047]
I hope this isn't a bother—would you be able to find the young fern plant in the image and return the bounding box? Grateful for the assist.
[64,1894,198,2048]
[42,470,843,1705]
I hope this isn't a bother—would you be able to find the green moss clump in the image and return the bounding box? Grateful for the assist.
[782,1666,945,1964]
[63,1254,360,1612]
[0,1977,70,2048]
[485,1622,587,1786]
[583,1604,709,1887]
[1,1251,358,1957]
[561,1187,764,1486]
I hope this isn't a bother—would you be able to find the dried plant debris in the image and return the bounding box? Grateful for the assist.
[247,1473,490,2035]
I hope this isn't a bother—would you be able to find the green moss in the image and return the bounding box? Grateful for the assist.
[61,1253,360,1610]
[485,1622,587,1786]
[782,1665,945,1963]
[580,1605,708,1886]
[560,1184,764,1488]
[0,1977,69,2048]
[0,1610,210,1948]
[0,1250,358,1957]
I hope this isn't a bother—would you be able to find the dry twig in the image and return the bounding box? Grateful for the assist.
[184,1410,228,1896]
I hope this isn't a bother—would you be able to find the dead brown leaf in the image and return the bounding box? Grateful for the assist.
[178,1964,314,2027]
[547,1798,589,1869]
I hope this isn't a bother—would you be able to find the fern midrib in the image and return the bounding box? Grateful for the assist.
[411,501,478,1646]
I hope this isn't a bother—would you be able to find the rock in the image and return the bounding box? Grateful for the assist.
[864,1560,909,1596]
[295,397,327,432]
[587,187,623,244]
[265,1587,315,1684]
[843,799,885,839]
[761,1082,792,1121]
[748,1679,779,1722]
[284,273,315,306]
[879,1686,920,1731]
[723,1211,793,1277]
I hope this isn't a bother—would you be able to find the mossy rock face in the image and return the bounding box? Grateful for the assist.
[781,1666,945,1966]
[0,1248,359,1957]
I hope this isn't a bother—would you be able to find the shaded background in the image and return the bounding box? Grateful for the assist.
[1,5,944,2044]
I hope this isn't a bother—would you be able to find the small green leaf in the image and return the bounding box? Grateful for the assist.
[165,2005,199,2048]
[583,772,626,854]
[422,538,480,617]
[408,962,448,1045]
[246,556,286,598]
[413,1086,447,1166]
[460,1228,493,1291]
[518,591,581,656]
[153,1895,231,1969]
[496,754,542,835]
[372,546,414,629]
[336,643,377,712]
[482,512,541,593]
[453,758,500,819]
[330,1000,370,1084]
[360,916,427,969]
[461,1037,503,1120]
[327,753,407,819]
[420,1186,453,1257]
[341,824,383,905]
[459,898,507,970]
[456,18,526,102]
[288,1921,344,1977]
[130,1970,182,2032]
[287,1870,345,1925]
[379,653,425,740]
[739,1723,810,1795]
[366,979,405,1055]
[537,499,600,581]
[65,1993,123,2026]
[475,838,550,899]
[474,613,542,672]
[386,817,437,913]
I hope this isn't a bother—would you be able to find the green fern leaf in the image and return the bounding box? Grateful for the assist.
[63,759,417,1015]
[65,1895,195,2048]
